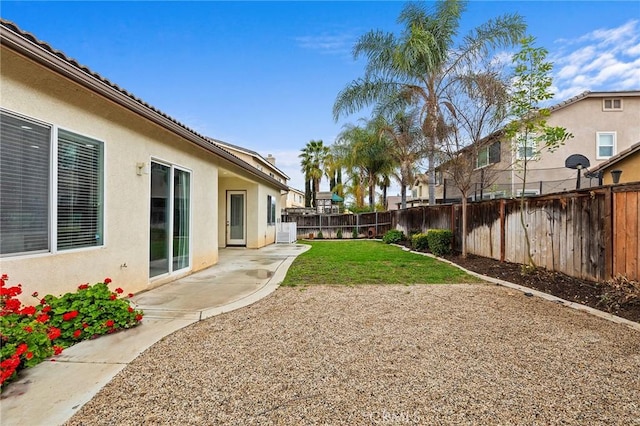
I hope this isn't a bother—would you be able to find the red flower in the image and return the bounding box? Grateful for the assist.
[127,293,134,298]
[4,298,21,312]
[115,287,123,294]
[40,298,47,305]
[78,284,89,290]
[31,291,38,298]
[82,322,89,329]
[23,326,33,333]
[135,314,143,321]
[104,278,112,284]
[62,310,79,321]
[105,319,115,327]
[36,313,49,323]
[73,329,82,338]
[15,343,28,356]
[42,305,51,313]
[47,327,61,340]
[128,307,134,313]
[1,274,8,280]
[20,306,36,315]
[53,346,63,355]
[109,294,117,300]
[25,352,33,360]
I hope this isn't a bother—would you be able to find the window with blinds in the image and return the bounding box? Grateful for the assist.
[0,112,51,255]
[0,110,105,256]
[57,130,104,250]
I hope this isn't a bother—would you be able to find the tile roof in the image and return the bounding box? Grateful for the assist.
[0,19,289,191]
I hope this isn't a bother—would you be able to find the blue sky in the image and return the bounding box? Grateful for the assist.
[2,1,639,194]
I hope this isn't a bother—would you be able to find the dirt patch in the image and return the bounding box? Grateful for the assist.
[440,252,640,323]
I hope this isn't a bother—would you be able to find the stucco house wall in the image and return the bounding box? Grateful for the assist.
[0,21,286,302]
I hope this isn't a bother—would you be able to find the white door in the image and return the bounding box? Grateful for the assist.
[226,191,246,246]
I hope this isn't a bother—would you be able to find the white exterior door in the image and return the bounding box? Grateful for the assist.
[226,191,246,246]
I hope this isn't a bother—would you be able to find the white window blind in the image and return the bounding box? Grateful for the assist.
[0,112,51,255]
[57,129,104,250]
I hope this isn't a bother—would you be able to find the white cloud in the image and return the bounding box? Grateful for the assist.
[294,32,356,56]
[551,20,640,100]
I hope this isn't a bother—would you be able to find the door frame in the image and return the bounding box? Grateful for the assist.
[226,190,247,246]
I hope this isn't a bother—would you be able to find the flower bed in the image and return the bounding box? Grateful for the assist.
[1,274,143,388]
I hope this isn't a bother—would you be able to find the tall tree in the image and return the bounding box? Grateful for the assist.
[333,0,526,205]
[335,121,394,211]
[441,59,511,257]
[374,108,425,209]
[505,36,572,269]
[299,140,329,208]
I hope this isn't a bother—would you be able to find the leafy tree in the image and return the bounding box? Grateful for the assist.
[505,36,572,269]
[333,0,525,205]
[299,140,329,208]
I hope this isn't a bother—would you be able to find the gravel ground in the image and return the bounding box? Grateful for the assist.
[67,284,640,426]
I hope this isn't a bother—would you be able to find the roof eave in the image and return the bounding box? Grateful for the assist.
[0,22,288,191]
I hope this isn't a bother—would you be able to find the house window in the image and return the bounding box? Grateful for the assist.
[603,99,622,111]
[596,132,616,159]
[516,134,537,160]
[267,195,276,225]
[57,130,104,250]
[0,111,105,256]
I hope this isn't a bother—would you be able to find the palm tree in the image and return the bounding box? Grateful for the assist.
[374,108,425,209]
[299,140,328,208]
[336,121,395,211]
[333,0,525,205]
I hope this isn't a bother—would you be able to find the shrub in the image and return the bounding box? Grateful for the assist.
[352,228,358,239]
[411,233,429,251]
[317,230,324,239]
[382,229,405,244]
[336,229,343,239]
[0,275,143,388]
[426,229,453,256]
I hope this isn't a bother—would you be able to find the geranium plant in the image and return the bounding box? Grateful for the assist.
[0,275,143,389]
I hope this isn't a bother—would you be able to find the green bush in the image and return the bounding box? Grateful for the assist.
[352,228,358,239]
[317,230,324,239]
[382,229,405,244]
[336,229,343,239]
[426,229,453,256]
[411,233,429,251]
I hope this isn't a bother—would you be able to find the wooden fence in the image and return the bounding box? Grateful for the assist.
[285,211,393,239]
[283,183,640,282]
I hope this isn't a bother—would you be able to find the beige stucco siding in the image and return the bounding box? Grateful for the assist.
[601,155,640,184]
[1,47,221,299]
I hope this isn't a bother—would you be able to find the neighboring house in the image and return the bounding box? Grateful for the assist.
[0,20,288,301]
[412,90,640,203]
[284,187,306,209]
[587,141,640,185]
[208,139,298,213]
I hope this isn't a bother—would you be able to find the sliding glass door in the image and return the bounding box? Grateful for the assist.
[150,161,190,278]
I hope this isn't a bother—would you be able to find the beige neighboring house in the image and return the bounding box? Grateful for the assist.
[413,90,640,203]
[0,20,288,301]
[207,139,299,212]
[284,187,305,209]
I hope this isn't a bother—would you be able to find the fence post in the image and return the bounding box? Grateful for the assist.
[604,186,613,279]
[500,199,506,262]
[375,211,378,236]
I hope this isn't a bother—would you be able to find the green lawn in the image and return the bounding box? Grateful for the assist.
[281,240,484,286]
